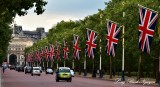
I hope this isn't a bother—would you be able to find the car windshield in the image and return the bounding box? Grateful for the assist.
[33,68,40,70]
[60,69,70,72]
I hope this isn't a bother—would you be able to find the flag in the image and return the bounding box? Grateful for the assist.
[106,20,121,57]
[45,46,50,61]
[86,29,98,59]
[36,50,41,62]
[55,42,61,60]
[63,39,69,59]
[73,35,80,60]
[49,44,55,61]
[40,47,44,61]
[138,5,158,53]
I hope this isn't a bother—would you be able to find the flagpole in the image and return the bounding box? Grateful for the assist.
[64,60,65,67]
[110,56,112,79]
[72,59,74,70]
[99,11,103,78]
[99,39,102,78]
[51,61,53,68]
[121,24,125,81]
[84,53,87,76]
[57,61,58,69]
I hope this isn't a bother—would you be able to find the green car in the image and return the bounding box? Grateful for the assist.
[56,67,72,82]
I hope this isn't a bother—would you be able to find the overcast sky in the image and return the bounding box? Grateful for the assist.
[14,0,109,32]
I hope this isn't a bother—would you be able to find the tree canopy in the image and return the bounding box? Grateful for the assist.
[0,0,47,64]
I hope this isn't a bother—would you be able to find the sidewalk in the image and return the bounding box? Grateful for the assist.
[75,73,158,86]
[0,67,4,87]
[0,67,2,87]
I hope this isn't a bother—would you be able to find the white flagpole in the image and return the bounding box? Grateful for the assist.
[72,59,74,70]
[99,39,102,71]
[122,11,125,81]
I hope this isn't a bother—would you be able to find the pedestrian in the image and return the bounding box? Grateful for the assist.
[2,66,5,73]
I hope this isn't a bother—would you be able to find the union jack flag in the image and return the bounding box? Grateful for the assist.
[138,5,158,53]
[63,39,69,59]
[55,42,61,60]
[40,47,45,61]
[73,35,80,60]
[49,44,55,61]
[106,20,121,57]
[36,50,41,62]
[45,46,50,61]
[86,29,98,59]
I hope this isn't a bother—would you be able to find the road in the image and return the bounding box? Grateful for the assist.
[1,69,157,87]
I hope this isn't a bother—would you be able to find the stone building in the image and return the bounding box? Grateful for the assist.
[7,24,47,65]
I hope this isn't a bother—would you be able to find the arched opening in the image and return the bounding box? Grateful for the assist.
[9,54,17,65]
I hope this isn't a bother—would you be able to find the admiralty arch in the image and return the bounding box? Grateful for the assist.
[7,24,47,65]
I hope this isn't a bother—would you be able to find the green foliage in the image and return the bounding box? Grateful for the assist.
[26,0,160,77]
[0,0,47,64]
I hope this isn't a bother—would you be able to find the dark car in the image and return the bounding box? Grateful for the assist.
[10,65,15,70]
[25,66,32,74]
[18,65,24,72]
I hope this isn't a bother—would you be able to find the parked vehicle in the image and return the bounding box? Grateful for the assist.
[15,65,20,71]
[10,65,15,70]
[25,66,32,74]
[18,65,24,72]
[31,67,41,76]
[70,70,74,77]
[46,68,53,74]
[56,67,72,82]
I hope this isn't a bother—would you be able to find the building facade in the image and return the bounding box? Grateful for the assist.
[7,24,47,65]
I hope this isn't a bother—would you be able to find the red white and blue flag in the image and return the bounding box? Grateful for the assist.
[40,47,44,60]
[63,39,69,59]
[49,44,55,61]
[138,5,158,54]
[55,42,61,60]
[86,29,98,59]
[73,35,80,60]
[36,50,41,62]
[45,46,50,61]
[106,20,121,57]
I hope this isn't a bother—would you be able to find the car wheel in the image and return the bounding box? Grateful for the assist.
[56,79,59,82]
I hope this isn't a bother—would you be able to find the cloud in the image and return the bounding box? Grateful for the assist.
[14,0,109,32]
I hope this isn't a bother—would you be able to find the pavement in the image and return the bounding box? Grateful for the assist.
[0,67,3,87]
[75,72,159,86]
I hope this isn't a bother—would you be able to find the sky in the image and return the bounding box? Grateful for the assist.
[14,0,109,32]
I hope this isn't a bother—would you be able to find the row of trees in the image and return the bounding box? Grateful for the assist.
[25,0,160,80]
[0,0,47,64]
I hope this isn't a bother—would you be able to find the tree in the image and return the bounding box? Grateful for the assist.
[0,0,47,64]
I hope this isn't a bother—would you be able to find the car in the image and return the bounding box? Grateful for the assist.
[46,68,53,74]
[15,65,20,71]
[70,70,74,77]
[18,65,24,72]
[10,65,15,70]
[25,66,32,74]
[31,67,41,76]
[56,67,72,82]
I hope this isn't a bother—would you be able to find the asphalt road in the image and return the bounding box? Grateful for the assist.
[1,69,158,87]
